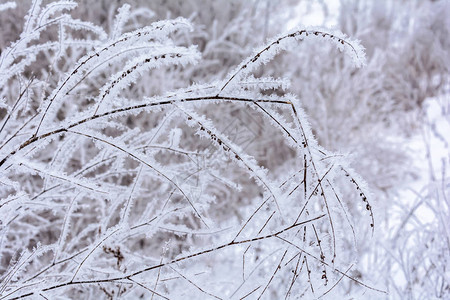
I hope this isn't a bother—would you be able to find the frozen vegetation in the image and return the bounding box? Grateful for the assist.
[0,1,448,299]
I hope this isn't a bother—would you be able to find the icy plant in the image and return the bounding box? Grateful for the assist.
[0,1,384,299]
[384,98,450,299]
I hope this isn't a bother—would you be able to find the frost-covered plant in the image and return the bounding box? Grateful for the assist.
[382,97,450,299]
[0,1,385,299]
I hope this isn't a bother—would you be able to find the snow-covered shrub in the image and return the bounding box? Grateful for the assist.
[0,1,384,298]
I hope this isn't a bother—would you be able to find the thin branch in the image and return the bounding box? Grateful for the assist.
[319,264,354,298]
[218,29,363,94]
[258,250,288,299]
[168,266,222,300]
[276,236,387,294]
[128,278,170,300]
[9,215,326,299]
[68,129,209,228]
